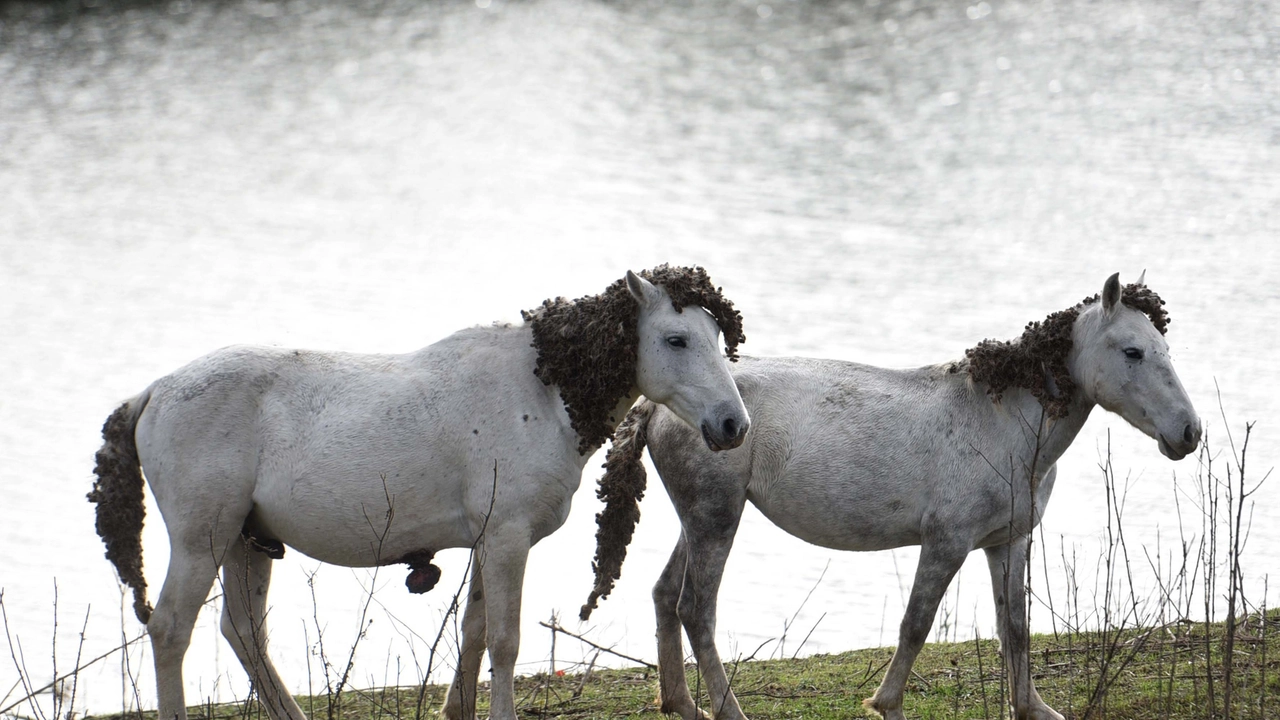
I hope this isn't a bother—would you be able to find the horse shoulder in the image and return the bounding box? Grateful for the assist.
[411,327,587,494]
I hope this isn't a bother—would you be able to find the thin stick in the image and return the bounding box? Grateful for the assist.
[572,651,600,699]
[975,628,990,720]
[1,592,41,719]
[0,625,146,717]
[537,621,655,669]
[791,612,827,660]
[780,559,830,658]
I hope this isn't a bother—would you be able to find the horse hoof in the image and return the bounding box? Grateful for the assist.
[861,696,905,720]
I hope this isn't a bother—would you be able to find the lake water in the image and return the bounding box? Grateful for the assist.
[1,0,1277,714]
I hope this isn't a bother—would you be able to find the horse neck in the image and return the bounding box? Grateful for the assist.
[555,385,644,466]
[995,386,1096,479]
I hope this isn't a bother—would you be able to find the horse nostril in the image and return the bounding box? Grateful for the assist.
[1184,424,1196,445]
[723,417,737,439]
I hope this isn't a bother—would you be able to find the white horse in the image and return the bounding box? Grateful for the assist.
[89,267,751,720]
[580,273,1201,720]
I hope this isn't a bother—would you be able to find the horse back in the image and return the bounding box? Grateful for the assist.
[137,328,555,453]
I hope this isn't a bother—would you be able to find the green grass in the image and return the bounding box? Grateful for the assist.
[87,610,1278,720]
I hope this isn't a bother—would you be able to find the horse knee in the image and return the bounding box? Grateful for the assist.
[652,573,682,612]
[148,616,177,651]
[148,612,196,666]
[219,605,250,649]
[674,585,702,623]
[488,641,518,673]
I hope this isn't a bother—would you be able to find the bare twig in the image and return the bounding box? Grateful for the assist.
[572,651,599,699]
[536,621,655,670]
[777,559,829,659]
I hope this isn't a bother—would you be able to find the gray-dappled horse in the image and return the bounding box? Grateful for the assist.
[90,267,751,720]
[581,273,1200,720]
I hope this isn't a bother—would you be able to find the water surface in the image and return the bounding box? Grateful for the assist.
[1,0,1277,713]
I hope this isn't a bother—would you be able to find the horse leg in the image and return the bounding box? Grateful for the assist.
[864,538,971,720]
[476,528,531,720]
[219,538,306,720]
[985,539,1064,720]
[667,482,747,720]
[150,531,236,720]
[652,535,708,720]
[443,548,487,720]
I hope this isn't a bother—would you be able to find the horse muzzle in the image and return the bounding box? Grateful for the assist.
[1158,420,1202,461]
[701,412,749,452]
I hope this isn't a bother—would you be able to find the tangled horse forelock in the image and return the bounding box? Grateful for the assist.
[1082,281,1170,335]
[964,282,1171,419]
[523,265,744,455]
[638,264,746,361]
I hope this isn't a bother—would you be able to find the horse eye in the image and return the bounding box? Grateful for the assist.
[1124,348,1144,360]
[667,336,687,349]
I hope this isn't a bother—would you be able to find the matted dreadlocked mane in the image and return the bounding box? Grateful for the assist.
[522,265,745,455]
[962,283,1170,419]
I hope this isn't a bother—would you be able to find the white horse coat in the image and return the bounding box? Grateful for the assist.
[90,268,751,720]
[583,274,1200,720]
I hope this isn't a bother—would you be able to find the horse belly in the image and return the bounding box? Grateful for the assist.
[748,448,930,552]
[249,446,583,567]
[751,488,924,552]
[247,456,474,568]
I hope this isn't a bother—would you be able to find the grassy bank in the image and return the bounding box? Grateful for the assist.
[78,610,1278,720]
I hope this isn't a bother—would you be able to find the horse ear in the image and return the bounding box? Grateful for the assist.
[1136,269,1147,286]
[626,270,661,310]
[1102,272,1122,313]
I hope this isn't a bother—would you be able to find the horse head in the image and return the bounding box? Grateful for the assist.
[627,270,750,451]
[1069,272,1201,460]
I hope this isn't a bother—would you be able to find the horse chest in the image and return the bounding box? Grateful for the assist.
[524,478,580,543]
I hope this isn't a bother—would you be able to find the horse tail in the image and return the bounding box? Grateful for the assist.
[88,391,154,624]
[579,399,656,621]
